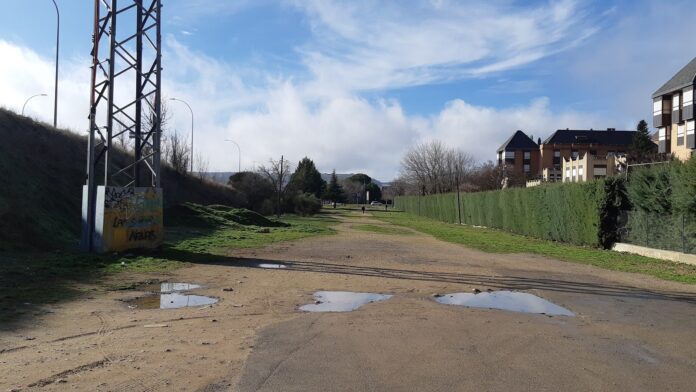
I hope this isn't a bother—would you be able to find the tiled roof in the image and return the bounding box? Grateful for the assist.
[497,130,538,152]
[653,56,696,98]
[542,129,636,146]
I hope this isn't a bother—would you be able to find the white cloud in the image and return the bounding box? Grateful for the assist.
[291,0,598,94]
[0,38,608,181]
[0,40,90,132]
[4,1,686,181]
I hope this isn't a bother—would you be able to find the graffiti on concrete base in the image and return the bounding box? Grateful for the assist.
[101,187,162,251]
[127,229,157,242]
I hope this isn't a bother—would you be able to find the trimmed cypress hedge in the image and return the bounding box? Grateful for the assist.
[623,157,696,253]
[395,178,625,248]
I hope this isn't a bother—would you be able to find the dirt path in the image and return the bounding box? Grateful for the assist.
[3,210,696,391]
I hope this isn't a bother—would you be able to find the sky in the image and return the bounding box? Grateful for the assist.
[0,0,694,181]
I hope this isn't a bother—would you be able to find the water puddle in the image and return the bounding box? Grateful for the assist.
[128,293,218,309]
[256,263,287,269]
[299,291,392,312]
[159,282,201,292]
[435,291,574,316]
[136,282,201,293]
[126,282,218,309]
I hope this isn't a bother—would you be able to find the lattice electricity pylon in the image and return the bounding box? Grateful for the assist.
[82,0,162,251]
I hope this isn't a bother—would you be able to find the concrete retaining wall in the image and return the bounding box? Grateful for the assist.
[613,242,696,266]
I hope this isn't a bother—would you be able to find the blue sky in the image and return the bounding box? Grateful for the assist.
[0,0,694,180]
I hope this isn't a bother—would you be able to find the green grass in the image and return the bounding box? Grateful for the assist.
[352,224,413,235]
[0,207,337,326]
[376,211,696,284]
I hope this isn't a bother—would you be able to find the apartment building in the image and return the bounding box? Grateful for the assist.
[652,56,696,160]
[539,129,635,181]
[496,130,540,176]
[561,153,623,183]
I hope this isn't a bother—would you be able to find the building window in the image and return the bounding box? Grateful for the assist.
[523,164,530,172]
[504,150,514,164]
[673,93,681,111]
[687,120,695,137]
[572,168,577,177]
[553,150,560,165]
[571,149,579,159]
[654,99,663,116]
[677,124,685,146]
[578,166,584,177]
[658,127,666,141]
[565,168,570,180]
[523,151,531,159]
[684,87,694,107]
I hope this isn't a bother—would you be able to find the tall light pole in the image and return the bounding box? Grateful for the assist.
[224,139,241,173]
[51,0,59,128]
[169,98,194,172]
[22,93,48,116]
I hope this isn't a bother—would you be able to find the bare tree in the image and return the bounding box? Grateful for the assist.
[115,122,131,150]
[400,141,475,195]
[194,152,210,180]
[341,178,363,203]
[165,130,190,174]
[258,156,292,218]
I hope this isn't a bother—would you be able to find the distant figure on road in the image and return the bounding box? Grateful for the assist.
[333,202,337,209]
[385,203,388,211]
[361,205,365,214]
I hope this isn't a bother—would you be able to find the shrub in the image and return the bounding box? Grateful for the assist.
[396,180,613,247]
[293,193,321,216]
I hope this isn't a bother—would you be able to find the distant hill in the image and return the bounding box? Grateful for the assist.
[198,171,235,184]
[0,109,239,250]
[200,171,383,187]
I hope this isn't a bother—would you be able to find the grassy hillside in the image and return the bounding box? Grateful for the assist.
[0,108,240,250]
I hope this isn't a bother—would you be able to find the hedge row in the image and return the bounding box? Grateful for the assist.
[395,178,626,248]
[622,156,696,254]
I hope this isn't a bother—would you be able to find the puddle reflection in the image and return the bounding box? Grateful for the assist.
[127,282,217,309]
[256,263,287,269]
[435,291,574,316]
[128,293,218,309]
[300,291,392,312]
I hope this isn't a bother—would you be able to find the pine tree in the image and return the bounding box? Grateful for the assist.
[629,120,656,163]
[287,157,326,198]
[324,169,345,203]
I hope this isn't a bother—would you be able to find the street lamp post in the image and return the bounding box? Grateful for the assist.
[224,139,241,173]
[169,98,194,172]
[22,94,48,116]
[51,0,59,128]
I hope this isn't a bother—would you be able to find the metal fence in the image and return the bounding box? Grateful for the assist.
[620,210,696,254]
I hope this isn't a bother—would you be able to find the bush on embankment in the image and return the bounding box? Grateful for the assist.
[0,108,241,250]
[395,177,628,248]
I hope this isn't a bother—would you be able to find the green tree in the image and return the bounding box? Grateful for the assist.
[228,171,275,213]
[348,173,371,185]
[287,157,326,198]
[629,120,657,163]
[324,169,346,202]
